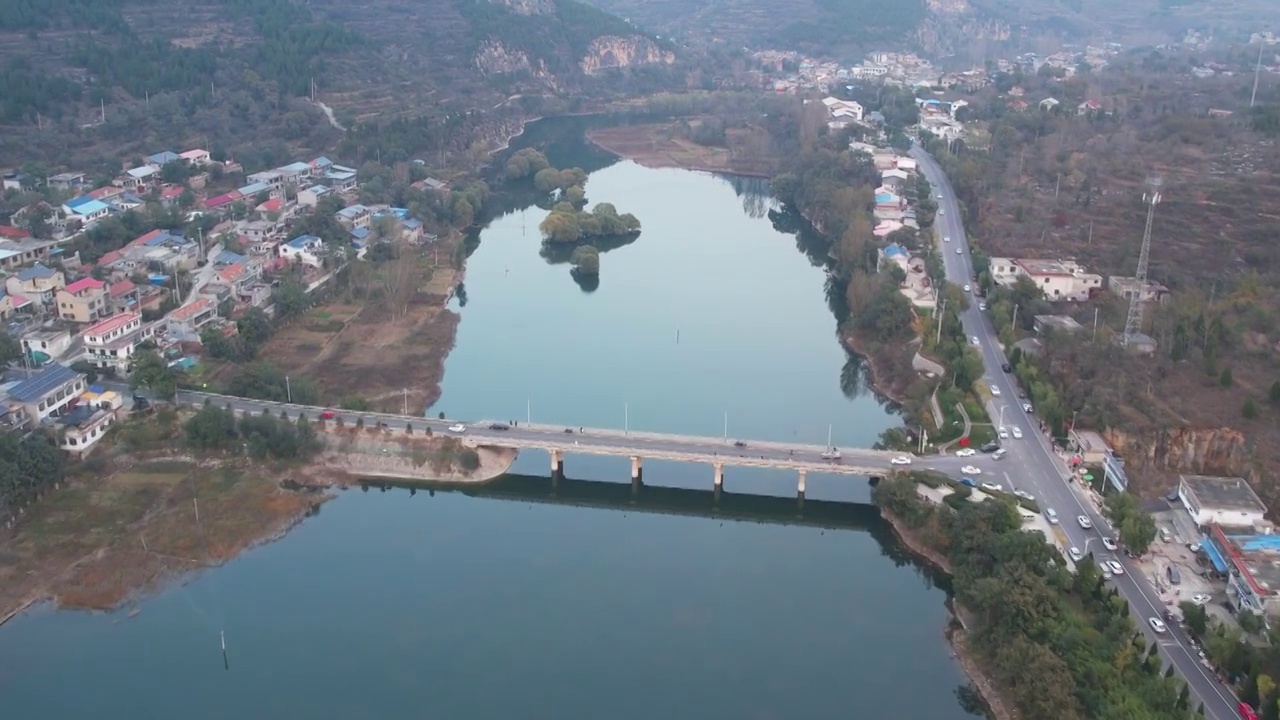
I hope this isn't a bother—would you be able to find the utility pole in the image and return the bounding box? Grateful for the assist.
[1092,306,1100,343]
[285,375,291,403]
[403,388,408,415]
[935,298,947,346]
[1087,221,1093,246]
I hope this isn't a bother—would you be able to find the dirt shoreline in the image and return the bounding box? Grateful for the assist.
[585,124,774,178]
[879,507,1018,720]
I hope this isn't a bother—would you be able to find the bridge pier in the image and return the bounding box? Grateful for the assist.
[630,456,642,495]
[797,469,807,497]
[713,462,723,489]
[550,448,564,479]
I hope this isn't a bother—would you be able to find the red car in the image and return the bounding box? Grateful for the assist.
[1240,702,1258,720]
[320,409,336,420]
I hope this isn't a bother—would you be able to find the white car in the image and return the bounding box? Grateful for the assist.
[1191,593,1212,606]
[1101,537,1118,551]
[448,423,467,433]
[963,284,971,292]
[960,465,981,475]
[954,448,976,457]
[998,427,1009,439]
[1068,547,1084,561]
[944,235,951,242]
[990,385,1001,397]
[1045,508,1059,524]
[956,247,962,254]
[938,208,944,215]
[980,482,1003,493]
[1101,567,1113,579]
[978,301,987,311]
[1014,490,1035,502]
[890,456,912,466]
[1107,560,1125,575]
[1077,515,1092,529]
[1011,427,1023,439]
[1148,617,1168,634]
[937,194,943,199]
[970,335,979,346]
[1022,402,1033,412]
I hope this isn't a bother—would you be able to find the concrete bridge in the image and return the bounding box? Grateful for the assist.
[174,391,918,493]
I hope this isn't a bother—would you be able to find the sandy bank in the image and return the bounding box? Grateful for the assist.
[302,428,517,486]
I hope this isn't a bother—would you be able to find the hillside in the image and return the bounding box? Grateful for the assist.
[583,0,1276,60]
[0,0,678,170]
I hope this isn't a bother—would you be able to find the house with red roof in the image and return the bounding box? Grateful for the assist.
[0,225,30,240]
[56,277,110,323]
[202,190,243,210]
[108,279,141,314]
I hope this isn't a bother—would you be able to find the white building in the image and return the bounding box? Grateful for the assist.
[279,234,326,268]
[1179,475,1269,528]
[5,363,85,423]
[83,312,155,372]
[58,406,118,456]
[988,257,1103,301]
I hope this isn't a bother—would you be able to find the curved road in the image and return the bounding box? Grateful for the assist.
[912,144,1240,719]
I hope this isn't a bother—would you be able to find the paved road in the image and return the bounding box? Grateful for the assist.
[913,144,1239,719]
[162,389,981,478]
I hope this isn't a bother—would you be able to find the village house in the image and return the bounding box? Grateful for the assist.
[48,172,86,191]
[1108,276,1171,305]
[0,236,56,270]
[989,258,1103,301]
[279,234,327,268]
[6,264,65,304]
[108,280,141,314]
[165,297,218,337]
[83,312,154,372]
[6,363,85,423]
[56,277,111,323]
[180,149,211,166]
[121,229,201,271]
[324,166,358,192]
[61,196,111,227]
[0,291,33,321]
[881,168,909,188]
[58,404,118,455]
[115,164,161,191]
[335,204,372,230]
[297,184,334,209]
[20,326,73,360]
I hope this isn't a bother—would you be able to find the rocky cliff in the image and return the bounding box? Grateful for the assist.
[486,0,556,14]
[579,35,674,75]
[1102,426,1251,488]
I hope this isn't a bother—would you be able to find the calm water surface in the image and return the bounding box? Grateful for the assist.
[0,141,975,719]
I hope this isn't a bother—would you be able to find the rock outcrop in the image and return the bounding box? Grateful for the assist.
[1102,425,1251,488]
[485,0,554,15]
[475,40,540,76]
[579,35,674,76]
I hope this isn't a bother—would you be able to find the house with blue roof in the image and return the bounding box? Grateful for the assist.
[7,362,85,424]
[148,151,181,166]
[7,262,64,304]
[324,168,358,192]
[298,185,333,208]
[279,234,327,268]
[62,196,111,225]
[215,250,249,266]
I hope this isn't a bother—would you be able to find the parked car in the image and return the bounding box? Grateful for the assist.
[961,477,977,487]
[320,409,336,419]
[961,465,981,475]
[1149,617,1168,634]
[970,335,979,345]
[989,384,1001,397]
[1192,593,1212,606]
[1161,527,1174,543]
[1001,363,1012,373]
[992,448,1007,460]
[1102,537,1118,551]
[944,236,951,242]
[1068,547,1084,561]
[1022,402,1034,412]
[1240,702,1259,720]
[1014,490,1035,502]
[1077,515,1093,529]
[1167,565,1182,585]
[980,442,1000,453]
[890,456,912,466]
[998,427,1009,439]
[488,423,510,431]
[978,301,987,311]
[448,423,467,433]
[1107,560,1125,575]
[956,247,962,255]
[954,448,976,457]
[980,482,1003,493]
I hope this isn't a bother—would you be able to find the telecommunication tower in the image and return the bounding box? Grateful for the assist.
[1123,177,1161,347]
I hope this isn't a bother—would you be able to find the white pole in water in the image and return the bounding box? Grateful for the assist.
[625,402,629,435]
[221,630,226,651]
[723,412,728,443]
[526,397,531,426]
[827,424,833,450]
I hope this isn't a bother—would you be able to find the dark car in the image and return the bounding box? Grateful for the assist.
[733,441,746,448]
[489,423,510,431]
[980,442,1001,453]
[1001,363,1012,373]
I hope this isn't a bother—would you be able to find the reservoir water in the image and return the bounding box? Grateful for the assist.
[0,128,976,719]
